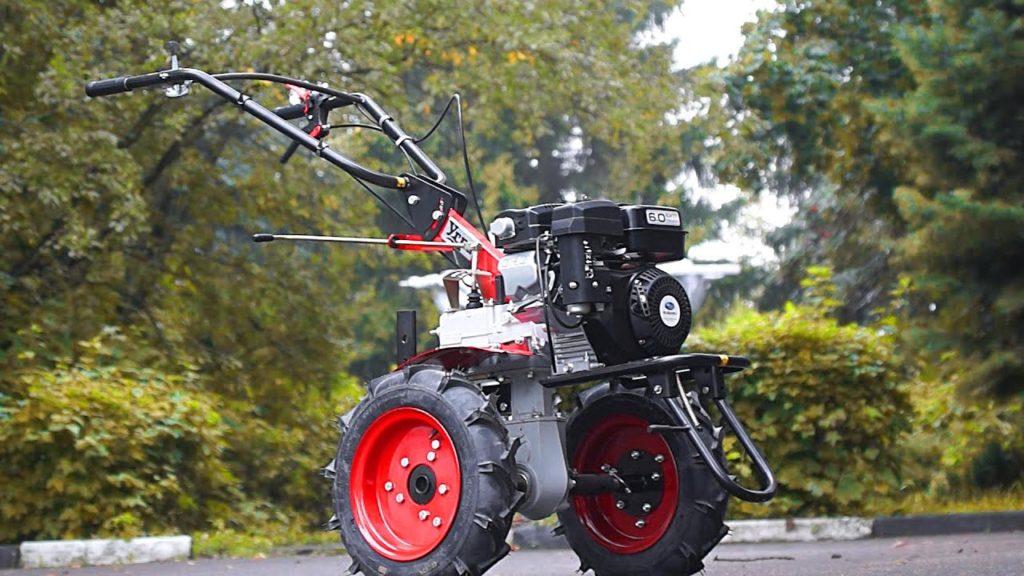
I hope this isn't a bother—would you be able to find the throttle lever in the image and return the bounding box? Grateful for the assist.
[279,93,330,164]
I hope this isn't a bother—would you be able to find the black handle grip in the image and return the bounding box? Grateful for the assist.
[85,72,170,98]
[252,234,275,243]
[272,103,308,120]
[85,77,130,97]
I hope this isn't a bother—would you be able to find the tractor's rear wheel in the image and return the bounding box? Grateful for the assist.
[333,366,520,576]
[557,383,729,576]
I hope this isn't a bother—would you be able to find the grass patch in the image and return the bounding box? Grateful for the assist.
[889,486,1024,516]
[192,526,340,559]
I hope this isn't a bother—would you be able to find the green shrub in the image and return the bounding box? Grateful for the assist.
[0,339,238,542]
[901,357,1024,494]
[691,270,913,517]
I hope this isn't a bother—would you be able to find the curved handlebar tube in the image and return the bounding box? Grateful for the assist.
[86,68,445,189]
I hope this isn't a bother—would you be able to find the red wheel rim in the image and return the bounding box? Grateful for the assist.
[571,414,679,554]
[349,407,462,561]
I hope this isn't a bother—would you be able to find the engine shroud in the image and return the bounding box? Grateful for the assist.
[583,267,692,365]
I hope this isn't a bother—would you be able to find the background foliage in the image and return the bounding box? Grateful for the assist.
[693,268,913,516]
[1,0,1021,544]
[0,0,694,542]
[693,0,1023,495]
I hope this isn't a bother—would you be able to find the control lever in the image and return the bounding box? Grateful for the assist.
[280,92,329,164]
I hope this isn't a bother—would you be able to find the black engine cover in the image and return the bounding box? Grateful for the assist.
[584,267,692,364]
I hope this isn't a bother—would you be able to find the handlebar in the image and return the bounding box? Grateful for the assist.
[85,67,445,188]
[85,72,171,97]
[271,102,308,121]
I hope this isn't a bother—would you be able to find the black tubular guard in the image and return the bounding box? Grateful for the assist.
[542,353,778,503]
[85,68,445,189]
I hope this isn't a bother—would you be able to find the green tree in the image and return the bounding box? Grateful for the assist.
[2,0,695,536]
[704,0,1023,396]
[696,0,929,320]
[872,0,1024,399]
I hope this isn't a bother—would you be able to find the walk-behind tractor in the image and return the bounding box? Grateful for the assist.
[87,49,776,576]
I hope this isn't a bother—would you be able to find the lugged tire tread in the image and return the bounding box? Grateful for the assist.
[559,384,729,576]
[334,367,520,576]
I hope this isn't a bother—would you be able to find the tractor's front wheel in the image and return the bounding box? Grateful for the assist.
[557,383,729,576]
[333,366,520,576]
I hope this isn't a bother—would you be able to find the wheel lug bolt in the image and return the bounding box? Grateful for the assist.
[432,517,442,527]
[654,454,665,463]
[631,450,641,460]
[419,510,429,521]
[427,451,436,462]
[396,493,405,503]
[439,484,449,495]
[615,500,625,510]
[651,472,661,481]
[642,503,652,513]
[635,519,646,528]
[384,481,394,492]
[400,457,410,468]
[431,439,441,450]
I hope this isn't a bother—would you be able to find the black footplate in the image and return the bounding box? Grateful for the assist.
[542,353,777,503]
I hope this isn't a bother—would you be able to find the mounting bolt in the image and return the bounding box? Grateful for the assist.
[642,503,652,513]
[419,510,429,521]
[408,195,420,205]
[432,517,442,527]
[654,454,665,463]
[653,385,663,394]
[427,451,436,462]
[384,481,394,492]
[431,439,441,450]
[396,493,405,503]
[432,210,444,221]
[635,519,646,528]
[701,386,710,394]
[499,402,509,411]
[568,281,579,289]
[591,280,600,288]
[615,500,625,510]
[651,472,661,481]
[631,450,641,460]
[400,457,410,468]
[439,484,449,495]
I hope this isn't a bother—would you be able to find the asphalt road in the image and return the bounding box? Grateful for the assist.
[15,532,1024,576]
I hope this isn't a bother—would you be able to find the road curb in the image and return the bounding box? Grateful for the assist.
[17,536,191,569]
[0,546,19,570]
[872,510,1024,538]
[723,516,873,543]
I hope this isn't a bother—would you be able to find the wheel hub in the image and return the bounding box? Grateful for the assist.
[349,407,462,561]
[610,449,665,517]
[570,414,679,554]
[408,464,437,505]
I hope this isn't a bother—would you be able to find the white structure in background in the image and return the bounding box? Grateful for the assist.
[658,259,741,312]
[400,259,740,315]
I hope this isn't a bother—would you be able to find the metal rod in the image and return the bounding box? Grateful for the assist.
[254,233,470,249]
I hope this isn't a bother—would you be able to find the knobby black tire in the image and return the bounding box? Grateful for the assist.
[333,365,521,576]
[557,383,729,576]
